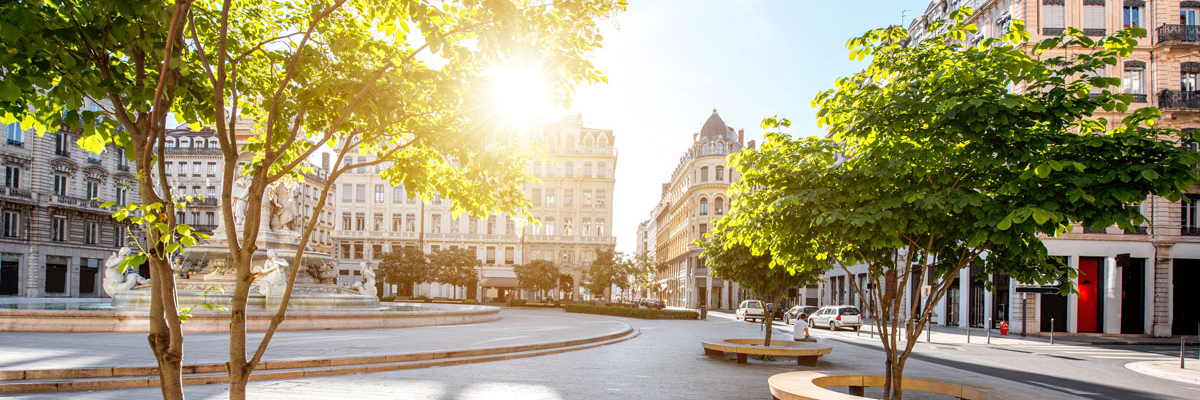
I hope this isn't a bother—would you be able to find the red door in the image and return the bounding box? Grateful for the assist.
[1077,258,1100,332]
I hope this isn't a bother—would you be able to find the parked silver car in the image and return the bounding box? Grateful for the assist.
[783,305,819,325]
[808,305,862,331]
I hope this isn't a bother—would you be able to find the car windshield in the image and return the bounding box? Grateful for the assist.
[745,301,763,309]
[840,308,860,315]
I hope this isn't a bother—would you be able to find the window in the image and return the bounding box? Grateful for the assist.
[506,218,515,235]
[532,188,542,206]
[545,191,555,207]
[355,213,365,231]
[372,244,383,260]
[1042,3,1064,34]
[504,247,514,265]
[116,187,127,205]
[1185,7,1200,26]
[486,246,496,264]
[373,213,383,231]
[374,185,384,203]
[342,212,351,230]
[4,166,19,189]
[113,226,125,247]
[468,217,478,234]
[54,132,69,155]
[6,122,22,145]
[355,184,366,203]
[431,214,441,233]
[190,212,199,225]
[207,162,216,176]
[342,184,352,202]
[584,162,593,177]
[1122,5,1142,28]
[1185,71,1199,92]
[165,162,174,176]
[583,190,592,207]
[1083,4,1104,35]
[406,213,416,232]
[354,243,364,259]
[699,223,708,238]
[341,243,352,259]
[191,162,200,175]
[1184,194,1200,235]
[583,218,591,236]
[51,217,66,242]
[2,210,19,238]
[715,197,724,215]
[44,256,68,294]
[716,166,724,181]
[596,190,606,207]
[392,214,402,231]
[53,175,67,196]
[1123,68,1145,95]
[451,216,460,234]
[596,218,605,237]
[85,222,98,244]
[86,181,99,199]
[433,193,441,205]
[179,162,189,176]
[564,189,573,206]
[545,218,556,235]
[487,216,496,235]
[699,198,708,215]
[597,163,606,178]
[563,218,573,236]
[206,212,215,225]
[393,186,404,203]
[700,167,709,182]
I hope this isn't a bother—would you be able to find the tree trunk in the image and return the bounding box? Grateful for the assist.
[146,256,184,400]
[227,252,254,400]
[762,296,774,347]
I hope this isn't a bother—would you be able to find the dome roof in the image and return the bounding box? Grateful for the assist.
[698,108,732,141]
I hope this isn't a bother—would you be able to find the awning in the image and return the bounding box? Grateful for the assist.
[481,277,519,288]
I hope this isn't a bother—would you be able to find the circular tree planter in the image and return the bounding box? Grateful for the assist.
[701,339,832,366]
[768,371,1047,400]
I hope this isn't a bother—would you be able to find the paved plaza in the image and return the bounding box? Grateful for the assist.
[1,308,1197,399]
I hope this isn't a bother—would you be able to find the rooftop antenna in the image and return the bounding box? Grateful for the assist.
[900,9,910,27]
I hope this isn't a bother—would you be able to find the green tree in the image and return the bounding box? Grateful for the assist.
[514,259,559,299]
[583,249,629,303]
[0,0,623,397]
[558,273,574,300]
[715,10,1199,399]
[629,251,657,298]
[700,232,820,347]
[378,247,432,297]
[430,247,481,300]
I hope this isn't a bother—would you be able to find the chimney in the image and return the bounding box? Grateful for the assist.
[738,129,744,145]
[748,139,756,150]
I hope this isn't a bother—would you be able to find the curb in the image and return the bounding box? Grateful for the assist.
[1125,361,1200,385]
[0,323,637,394]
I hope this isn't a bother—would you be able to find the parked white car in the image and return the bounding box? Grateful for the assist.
[735,300,766,322]
[808,305,862,331]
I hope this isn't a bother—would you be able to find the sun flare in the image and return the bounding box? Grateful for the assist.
[485,64,557,125]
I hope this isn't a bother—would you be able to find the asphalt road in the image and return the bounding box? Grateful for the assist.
[752,311,1200,400]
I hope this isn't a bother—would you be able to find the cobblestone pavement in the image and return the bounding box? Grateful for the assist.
[0,308,626,370]
[9,309,1105,400]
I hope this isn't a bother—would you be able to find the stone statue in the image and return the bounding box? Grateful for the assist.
[231,175,251,227]
[102,247,150,296]
[348,261,376,296]
[269,182,299,232]
[319,261,338,284]
[252,249,288,301]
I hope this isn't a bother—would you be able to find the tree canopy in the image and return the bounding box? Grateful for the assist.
[714,9,1200,399]
[583,249,629,303]
[430,247,481,292]
[378,247,433,289]
[514,259,560,296]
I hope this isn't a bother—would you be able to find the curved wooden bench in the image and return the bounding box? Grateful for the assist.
[700,339,832,366]
[767,371,1047,400]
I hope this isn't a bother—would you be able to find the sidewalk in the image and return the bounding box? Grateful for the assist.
[841,318,1199,347]
[1127,360,1200,384]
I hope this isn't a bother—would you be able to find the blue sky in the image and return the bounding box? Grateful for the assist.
[571,0,933,253]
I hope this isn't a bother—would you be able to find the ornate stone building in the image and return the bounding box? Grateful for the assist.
[646,109,748,309]
[329,114,617,301]
[0,105,140,298]
[823,0,1200,337]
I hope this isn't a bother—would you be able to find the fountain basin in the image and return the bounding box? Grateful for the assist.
[111,282,380,311]
[0,301,499,332]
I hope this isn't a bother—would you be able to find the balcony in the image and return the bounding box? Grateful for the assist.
[164,147,222,156]
[1042,28,1064,36]
[54,149,70,157]
[117,164,129,172]
[1183,227,1200,236]
[1157,24,1200,45]
[6,139,22,147]
[48,194,103,210]
[191,224,218,233]
[0,187,32,200]
[1158,90,1200,110]
[86,157,101,165]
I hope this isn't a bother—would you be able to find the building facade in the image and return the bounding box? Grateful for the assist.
[329,114,617,301]
[646,109,747,310]
[822,0,1200,337]
[0,114,140,298]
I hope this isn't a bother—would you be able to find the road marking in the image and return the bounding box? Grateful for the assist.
[1089,355,1172,360]
[1026,380,1103,397]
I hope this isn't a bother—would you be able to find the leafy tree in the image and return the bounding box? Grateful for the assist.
[629,251,657,298]
[378,247,432,296]
[0,0,623,397]
[429,247,481,299]
[700,232,820,347]
[583,249,629,303]
[715,10,1199,399]
[514,259,559,299]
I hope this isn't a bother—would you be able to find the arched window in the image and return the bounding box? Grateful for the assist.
[700,167,709,182]
[599,135,609,147]
[702,143,710,155]
[715,166,725,181]
[699,197,708,215]
[716,142,724,154]
[715,197,724,215]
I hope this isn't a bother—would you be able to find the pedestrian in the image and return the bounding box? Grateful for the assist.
[793,313,810,341]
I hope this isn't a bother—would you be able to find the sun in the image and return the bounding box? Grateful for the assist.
[485,64,558,125]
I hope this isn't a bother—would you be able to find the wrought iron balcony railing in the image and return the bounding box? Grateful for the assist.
[1158,24,1200,44]
[1159,90,1200,110]
[1182,226,1200,236]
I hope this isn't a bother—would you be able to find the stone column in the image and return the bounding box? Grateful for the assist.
[24,251,38,298]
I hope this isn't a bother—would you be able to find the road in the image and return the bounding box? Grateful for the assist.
[736,310,1200,400]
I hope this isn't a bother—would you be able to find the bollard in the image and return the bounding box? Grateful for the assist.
[927,323,932,343]
[967,325,971,344]
[1183,337,1187,369]
[1050,318,1055,345]
[987,318,992,345]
